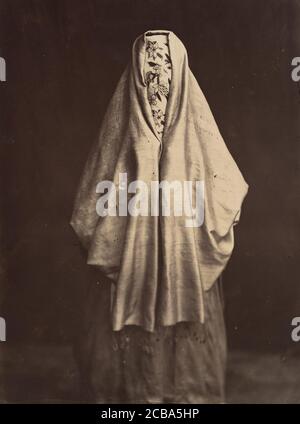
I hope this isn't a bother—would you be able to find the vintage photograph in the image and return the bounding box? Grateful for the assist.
[0,0,299,405]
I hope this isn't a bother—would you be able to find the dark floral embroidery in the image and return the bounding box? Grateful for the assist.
[164,52,172,70]
[147,82,169,105]
[153,109,164,128]
[146,40,163,60]
[144,36,172,138]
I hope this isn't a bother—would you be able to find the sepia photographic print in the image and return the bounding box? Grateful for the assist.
[0,0,300,411]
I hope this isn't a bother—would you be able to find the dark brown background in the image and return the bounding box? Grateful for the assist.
[1,0,300,354]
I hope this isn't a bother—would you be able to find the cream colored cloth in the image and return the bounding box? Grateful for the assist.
[70,30,249,332]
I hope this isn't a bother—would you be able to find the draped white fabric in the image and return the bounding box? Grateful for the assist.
[70,30,249,332]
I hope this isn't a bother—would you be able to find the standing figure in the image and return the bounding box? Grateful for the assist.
[70,30,248,403]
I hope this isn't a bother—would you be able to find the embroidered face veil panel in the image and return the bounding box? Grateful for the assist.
[144,31,172,139]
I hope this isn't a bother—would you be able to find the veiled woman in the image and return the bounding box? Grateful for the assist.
[70,30,248,403]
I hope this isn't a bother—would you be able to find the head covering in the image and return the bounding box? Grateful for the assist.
[70,30,249,332]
